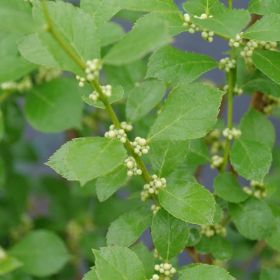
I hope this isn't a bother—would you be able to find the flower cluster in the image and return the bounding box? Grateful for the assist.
[229,33,244,48]
[210,155,224,169]
[105,125,127,143]
[219,57,236,72]
[222,127,242,140]
[151,204,161,215]
[141,175,167,201]
[241,40,278,65]
[35,67,61,83]
[151,263,176,280]
[89,85,112,102]
[0,77,32,92]
[183,13,214,42]
[131,137,150,156]
[223,85,243,96]
[244,181,267,199]
[124,157,142,177]
[263,95,280,115]
[76,59,102,87]
[201,224,227,237]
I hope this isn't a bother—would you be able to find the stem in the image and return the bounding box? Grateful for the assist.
[228,0,233,9]
[41,0,151,183]
[222,69,234,171]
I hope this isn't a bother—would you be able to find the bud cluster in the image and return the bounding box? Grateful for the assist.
[131,137,150,156]
[244,181,267,199]
[223,84,243,96]
[124,157,142,177]
[241,40,277,65]
[210,155,224,169]
[76,59,102,87]
[229,33,244,48]
[151,204,161,215]
[151,263,176,280]
[0,77,32,92]
[219,57,236,72]
[222,127,242,140]
[263,95,280,115]
[35,67,61,83]
[206,129,226,155]
[183,13,214,42]
[141,175,167,201]
[89,85,112,102]
[105,125,127,143]
[201,224,227,237]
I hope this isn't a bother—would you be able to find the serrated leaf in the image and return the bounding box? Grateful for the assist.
[252,50,280,86]
[0,32,35,83]
[25,78,83,133]
[47,137,127,185]
[126,80,166,122]
[151,209,189,259]
[192,9,250,39]
[149,140,189,176]
[266,217,280,252]
[104,13,172,65]
[9,230,69,277]
[147,46,217,86]
[0,0,35,34]
[214,172,248,203]
[179,264,235,280]
[229,198,275,240]
[159,180,215,225]
[96,165,128,202]
[149,83,223,141]
[19,1,100,74]
[106,207,152,246]
[249,0,280,15]
[244,14,280,41]
[82,269,99,280]
[94,246,146,280]
[183,0,226,16]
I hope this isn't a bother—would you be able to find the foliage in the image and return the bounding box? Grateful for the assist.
[0,0,280,279]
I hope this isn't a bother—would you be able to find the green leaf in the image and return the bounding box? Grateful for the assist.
[260,268,280,280]
[159,180,215,225]
[0,0,35,34]
[266,217,280,252]
[83,269,99,280]
[179,264,235,280]
[183,0,226,16]
[19,1,100,74]
[0,32,35,83]
[104,13,172,65]
[119,0,178,12]
[24,78,83,133]
[0,110,4,141]
[9,230,69,277]
[149,83,223,141]
[230,109,274,182]
[249,0,280,15]
[0,255,22,276]
[132,243,154,278]
[244,14,280,41]
[147,46,217,86]
[214,172,249,203]
[149,140,189,176]
[47,137,127,185]
[83,85,124,109]
[106,207,152,246]
[252,50,280,86]
[229,198,275,240]
[192,9,250,39]
[96,165,128,202]
[94,246,146,280]
[99,22,124,47]
[151,209,189,259]
[126,80,166,122]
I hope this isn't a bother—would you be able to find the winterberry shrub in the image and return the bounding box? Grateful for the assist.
[0,0,280,279]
